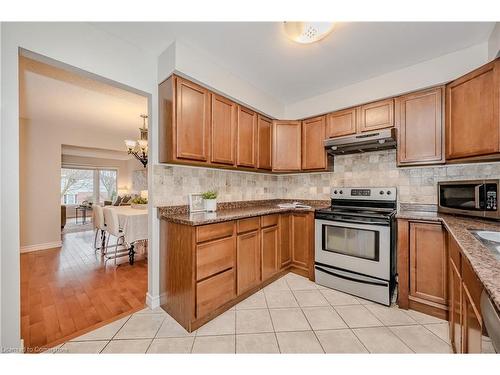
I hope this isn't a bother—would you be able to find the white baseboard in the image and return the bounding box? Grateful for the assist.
[146,292,162,309]
[20,241,62,253]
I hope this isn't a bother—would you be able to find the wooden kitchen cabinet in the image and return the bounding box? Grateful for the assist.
[174,77,211,161]
[261,225,279,281]
[396,86,445,166]
[302,116,327,170]
[358,98,394,132]
[272,120,302,171]
[326,107,357,138]
[211,94,236,165]
[291,212,314,278]
[257,115,273,170]
[236,230,261,295]
[279,213,292,269]
[236,106,258,168]
[449,235,462,353]
[446,58,500,160]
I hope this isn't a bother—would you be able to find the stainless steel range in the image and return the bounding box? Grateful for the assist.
[314,187,397,306]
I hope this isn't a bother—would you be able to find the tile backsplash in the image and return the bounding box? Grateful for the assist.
[153,150,500,207]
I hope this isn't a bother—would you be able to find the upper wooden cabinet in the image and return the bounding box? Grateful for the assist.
[302,116,327,171]
[211,94,236,165]
[446,59,500,160]
[358,98,394,132]
[326,108,357,138]
[396,87,445,166]
[257,115,273,170]
[174,77,211,161]
[236,106,258,168]
[272,121,302,171]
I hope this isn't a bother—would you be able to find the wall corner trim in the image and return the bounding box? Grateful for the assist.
[20,241,63,253]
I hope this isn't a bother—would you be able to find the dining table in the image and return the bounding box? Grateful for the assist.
[107,205,148,265]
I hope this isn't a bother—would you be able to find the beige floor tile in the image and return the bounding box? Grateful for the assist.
[114,314,165,339]
[285,274,318,290]
[101,339,152,353]
[236,309,274,334]
[156,314,195,338]
[424,323,451,344]
[264,290,299,308]
[353,327,413,353]
[58,340,108,354]
[320,289,361,306]
[236,290,267,310]
[197,310,235,336]
[293,290,329,307]
[147,337,195,353]
[389,325,452,353]
[334,305,383,328]
[236,333,280,353]
[269,308,311,332]
[276,331,324,353]
[263,277,290,292]
[365,304,418,326]
[315,329,368,353]
[403,309,446,324]
[70,316,130,341]
[191,335,235,353]
[302,307,348,330]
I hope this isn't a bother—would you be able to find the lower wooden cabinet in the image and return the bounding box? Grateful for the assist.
[196,268,235,318]
[279,213,292,269]
[236,230,261,295]
[261,225,279,281]
[291,212,314,278]
[449,236,463,353]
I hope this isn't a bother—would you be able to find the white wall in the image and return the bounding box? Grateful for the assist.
[488,22,500,59]
[1,22,159,350]
[285,42,490,119]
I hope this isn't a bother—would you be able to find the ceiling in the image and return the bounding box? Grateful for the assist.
[19,56,149,150]
[91,22,495,103]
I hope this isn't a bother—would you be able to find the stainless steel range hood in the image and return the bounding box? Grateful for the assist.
[324,128,396,155]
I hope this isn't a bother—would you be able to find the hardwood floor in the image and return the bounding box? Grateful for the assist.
[20,230,147,352]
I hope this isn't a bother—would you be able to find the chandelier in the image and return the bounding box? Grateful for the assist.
[125,114,148,168]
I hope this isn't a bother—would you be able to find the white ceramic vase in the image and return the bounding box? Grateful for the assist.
[204,199,217,212]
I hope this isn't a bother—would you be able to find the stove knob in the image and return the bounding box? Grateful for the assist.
[379,190,384,195]
[386,190,392,195]
[333,190,338,194]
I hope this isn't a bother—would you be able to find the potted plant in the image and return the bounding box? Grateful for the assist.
[201,190,218,212]
[131,196,148,209]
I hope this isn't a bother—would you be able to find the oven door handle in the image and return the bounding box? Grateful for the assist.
[315,266,389,287]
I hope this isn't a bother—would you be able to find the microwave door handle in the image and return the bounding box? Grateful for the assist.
[474,184,484,209]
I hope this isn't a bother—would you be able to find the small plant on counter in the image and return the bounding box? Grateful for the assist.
[131,196,148,204]
[201,190,218,212]
[201,190,218,200]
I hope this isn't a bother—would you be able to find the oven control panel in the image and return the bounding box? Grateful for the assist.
[331,187,397,201]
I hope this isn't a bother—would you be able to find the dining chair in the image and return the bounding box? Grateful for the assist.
[92,205,106,253]
[103,207,127,266]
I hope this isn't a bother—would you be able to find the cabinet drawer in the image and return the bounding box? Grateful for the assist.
[449,234,462,270]
[237,217,260,234]
[196,221,234,243]
[261,214,278,228]
[196,268,235,318]
[196,236,235,281]
[462,258,482,310]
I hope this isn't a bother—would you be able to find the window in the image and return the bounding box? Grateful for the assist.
[61,167,118,205]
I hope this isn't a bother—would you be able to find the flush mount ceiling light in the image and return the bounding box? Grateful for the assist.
[283,22,335,44]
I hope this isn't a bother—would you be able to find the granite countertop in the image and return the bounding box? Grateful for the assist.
[397,209,500,312]
[158,199,330,226]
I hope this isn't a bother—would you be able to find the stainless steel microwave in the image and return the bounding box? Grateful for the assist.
[438,180,499,219]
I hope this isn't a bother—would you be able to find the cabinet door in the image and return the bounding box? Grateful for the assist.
[261,226,279,281]
[302,116,327,170]
[272,121,302,171]
[291,213,311,271]
[446,59,500,160]
[236,106,257,168]
[358,98,394,132]
[326,108,357,138]
[462,284,483,354]
[279,213,292,269]
[449,257,463,353]
[237,230,261,295]
[409,222,448,308]
[257,115,272,170]
[175,77,211,161]
[396,87,445,166]
[211,94,236,165]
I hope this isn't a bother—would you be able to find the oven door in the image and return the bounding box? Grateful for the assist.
[315,218,390,280]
